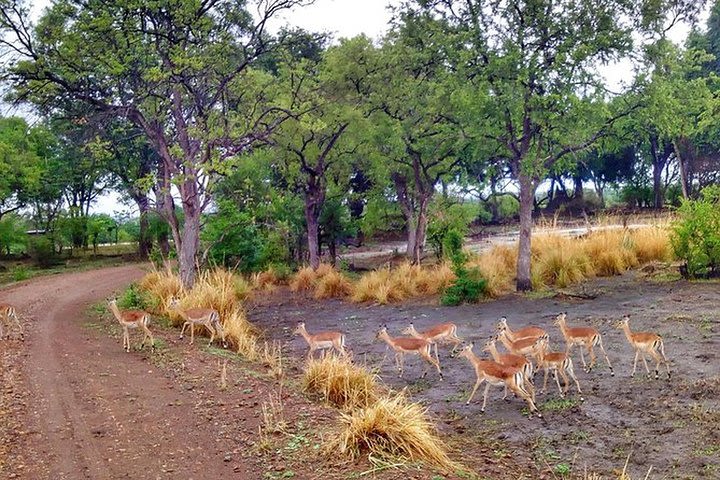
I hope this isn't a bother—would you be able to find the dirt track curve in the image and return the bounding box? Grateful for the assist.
[0,265,264,479]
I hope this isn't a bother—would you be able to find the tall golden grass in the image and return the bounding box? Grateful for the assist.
[289,262,335,292]
[302,355,379,410]
[314,269,354,299]
[351,262,455,304]
[326,392,459,471]
[466,245,516,297]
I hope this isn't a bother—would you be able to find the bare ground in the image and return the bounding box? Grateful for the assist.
[248,269,720,479]
[1,263,718,479]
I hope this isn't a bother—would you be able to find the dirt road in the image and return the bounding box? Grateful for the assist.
[0,265,269,479]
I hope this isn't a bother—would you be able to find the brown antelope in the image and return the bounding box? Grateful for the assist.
[456,343,540,417]
[532,334,583,400]
[497,329,541,357]
[482,337,535,401]
[375,325,442,380]
[616,315,670,380]
[554,312,613,375]
[169,297,226,348]
[293,322,346,359]
[0,303,22,340]
[401,322,462,362]
[496,316,546,342]
[107,299,154,353]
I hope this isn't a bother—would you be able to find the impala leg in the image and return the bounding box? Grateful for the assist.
[542,366,550,394]
[11,313,22,340]
[649,350,663,380]
[141,323,154,351]
[640,352,651,378]
[422,350,443,380]
[189,323,195,345]
[467,377,483,405]
[205,321,215,347]
[501,385,508,400]
[598,337,614,375]
[481,382,492,412]
[553,369,564,397]
[123,327,130,352]
[180,321,190,339]
[433,343,439,364]
[631,350,639,377]
[659,342,671,379]
[0,318,4,339]
[566,360,583,397]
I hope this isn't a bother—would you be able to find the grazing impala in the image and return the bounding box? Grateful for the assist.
[375,325,442,380]
[616,315,670,380]
[401,322,462,362]
[169,297,226,348]
[293,322,347,359]
[0,303,22,340]
[483,337,535,401]
[532,334,583,400]
[107,299,154,353]
[496,316,546,342]
[554,313,613,375]
[456,343,540,418]
[496,329,541,357]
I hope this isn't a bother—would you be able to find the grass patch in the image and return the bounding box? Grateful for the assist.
[541,398,579,412]
[351,262,455,304]
[302,355,379,410]
[326,392,460,471]
[314,269,354,299]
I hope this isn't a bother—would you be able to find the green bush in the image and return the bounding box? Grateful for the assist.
[0,214,28,256]
[11,265,30,282]
[427,200,475,260]
[671,186,720,278]
[27,235,58,268]
[441,265,487,306]
[117,283,150,310]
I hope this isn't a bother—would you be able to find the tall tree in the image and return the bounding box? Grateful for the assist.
[1,0,308,287]
[409,0,705,290]
[0,117,42,220]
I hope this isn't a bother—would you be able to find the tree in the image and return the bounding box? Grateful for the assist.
[1,0,309,287]
[409,0,705,290]
[0,117,42,220]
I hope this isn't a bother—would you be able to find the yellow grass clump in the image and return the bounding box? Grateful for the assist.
[582,230,633,276]
[289,263,334,292]
[532,235,595,288]
[138,268,183,311]
[326,392,459,471]
[466,244,516,297]
[302,355,379,410]
[351,262,456,304]
[314,269,354,299]
[631,227,671,263]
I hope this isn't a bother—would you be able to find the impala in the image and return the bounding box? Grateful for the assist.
[482,337,535,401]
[554,312,613,375]
[169,297,226,348]
[532,334,583,400]
[375,325,442,380]
[616,315,670,380]
[107,298,154,352]
[496,316,546,342]
[456,343,540,417]
[401,322,462,362]
[496,329,541,357]
[0,303,22,340]
[293,321,347,359]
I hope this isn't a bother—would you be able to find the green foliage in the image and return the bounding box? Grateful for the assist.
[441,265,487,306]
[27,235,58,268]
[427,201,475,260]
[11,265,29,282]
[117,283,149,310]
[620,185,654,208]
[671,186,720,278]
[0,214,28,256]
[87,214,117,250]
[202,201,263,272]
[56,213,88,250]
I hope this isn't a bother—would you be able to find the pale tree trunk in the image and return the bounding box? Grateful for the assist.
[136,193,151,260]
[650,136,671,209]
[393,172,432,264]
[673,139,690,200]
[516,173,535,291]
[179,208,200,287]
[304,178,325,270]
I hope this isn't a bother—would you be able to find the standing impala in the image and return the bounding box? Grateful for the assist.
[169,297,226,348]
[496,329,541,357]
[456,343,540,418]
[293,322,347,359]
[532,334,583,400]
[107,299,154,353]
[496,316,546,342]
[401,322,462,362]
[375,325,442,380]
[482,337,535,401]
[0,303,22,340]
[616,315,670,379]
[554,312,613,375]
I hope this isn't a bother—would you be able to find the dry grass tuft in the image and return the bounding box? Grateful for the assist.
[631,227,671,263]
[302,355,379,410]
[138,268,183,312]
[532,235,595,288]
[290,266,317,292]
[466,245,516,297]
[326,392,458,471]
[314,269,354,299]
[351,262,455,304]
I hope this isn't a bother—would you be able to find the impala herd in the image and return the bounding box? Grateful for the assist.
[1,295,671,418]
[294,313,672,418]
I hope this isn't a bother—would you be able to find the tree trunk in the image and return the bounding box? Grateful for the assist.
[137,194,151,260]
[516,173,535,291]
[178,208,200,287]
[673,139,690,200]
[405,216,418,261]
[328,239,337,266]
[573,174,584,200]
[414,201,429,264]
[305,206,321,270]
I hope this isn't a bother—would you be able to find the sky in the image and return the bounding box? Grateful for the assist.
[22,0,708,216]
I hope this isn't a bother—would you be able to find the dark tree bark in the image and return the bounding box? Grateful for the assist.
[650,136,673,209]
[516,173,535,291]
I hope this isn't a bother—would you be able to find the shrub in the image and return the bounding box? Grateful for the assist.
[326,392,458,471]
[302,355,378,410]
[441,265,487,306]
[117,283,150,310]
[671,186,720,277]
[0,214,28,256]
[426,200,475,260]
[290,266,317,292]
[466,245,516,297]
[27,235,58,267]
[10,265,29,282]
[314,269,353,299]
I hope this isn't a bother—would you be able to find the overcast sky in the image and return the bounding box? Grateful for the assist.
[21,0,707,216]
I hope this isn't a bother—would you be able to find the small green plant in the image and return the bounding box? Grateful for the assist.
[671,185,720,278]
[11,265,30,282]
[117,283,149,310]
[554,463,571,476]
[542,398,579,412]
[441,264,487,306]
